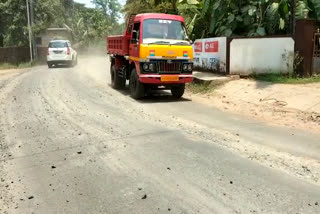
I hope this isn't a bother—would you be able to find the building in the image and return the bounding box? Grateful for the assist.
[35,24,73,60]
[36,25,73,48]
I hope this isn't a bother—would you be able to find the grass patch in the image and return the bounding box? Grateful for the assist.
[0,60,45,70]
[186,82,217,94]
[250,73,320,84]
[0,62,32,70]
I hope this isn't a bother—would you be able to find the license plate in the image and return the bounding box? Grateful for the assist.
[164,56,177,59]
[161,75,179,82]
[54,51,62,54]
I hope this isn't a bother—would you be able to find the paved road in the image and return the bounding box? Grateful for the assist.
[0,57,320,214]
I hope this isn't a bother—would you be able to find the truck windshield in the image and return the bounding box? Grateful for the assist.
[142,19,189,45]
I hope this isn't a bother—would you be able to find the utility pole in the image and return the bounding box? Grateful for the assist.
[29,0,37,60]
[26,0,33,62]
[291,0,296,38]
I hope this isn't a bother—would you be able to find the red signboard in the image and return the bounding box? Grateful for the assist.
[194,42,203,52]
[205,41,219,53]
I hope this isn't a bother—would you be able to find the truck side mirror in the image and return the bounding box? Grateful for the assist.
[131,38,138,44]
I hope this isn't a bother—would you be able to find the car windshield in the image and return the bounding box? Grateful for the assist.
[142,19,189,44]
[49,42,67,48]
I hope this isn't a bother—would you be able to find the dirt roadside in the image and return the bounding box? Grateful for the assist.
[186,79,320,134]
[0,67,31,77]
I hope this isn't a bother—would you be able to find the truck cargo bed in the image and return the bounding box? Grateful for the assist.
[107,35,129,56]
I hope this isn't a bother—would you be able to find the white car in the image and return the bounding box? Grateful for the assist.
[47,40,77,68]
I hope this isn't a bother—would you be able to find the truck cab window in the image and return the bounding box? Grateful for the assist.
[131,23,140,43]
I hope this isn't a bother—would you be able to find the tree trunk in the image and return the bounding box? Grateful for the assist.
[171,0,178,15]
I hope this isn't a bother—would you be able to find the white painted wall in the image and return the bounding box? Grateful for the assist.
[230,38,295,75]
[193,37,227,73]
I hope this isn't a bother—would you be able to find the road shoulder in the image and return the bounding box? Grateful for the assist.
[186,78,320,134]
[0,67,31,78]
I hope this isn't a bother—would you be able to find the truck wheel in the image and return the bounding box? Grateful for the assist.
[47,63,53,68]
[171,84,185,99]
[111,64,125,89]
[129,69,145,99]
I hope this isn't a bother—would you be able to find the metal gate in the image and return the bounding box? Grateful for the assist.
[313,31,320,74]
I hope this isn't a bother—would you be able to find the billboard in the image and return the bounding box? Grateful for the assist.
[205,41,219,53]
[193,37,227,73]
[194,42,203,52]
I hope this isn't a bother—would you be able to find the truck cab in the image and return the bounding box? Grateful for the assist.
[107,13,193,99]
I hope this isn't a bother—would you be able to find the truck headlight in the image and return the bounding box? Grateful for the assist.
[149,63,155,72]
[188,64,193,71]
[183,64,188,71]
[143,63,149,71]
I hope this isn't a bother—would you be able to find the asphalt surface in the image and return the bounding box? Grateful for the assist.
[0,56,320,214]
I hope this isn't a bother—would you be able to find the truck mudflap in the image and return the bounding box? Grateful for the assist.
[139,74,193,84]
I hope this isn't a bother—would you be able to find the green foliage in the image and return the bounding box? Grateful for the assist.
[71,1,123,49]
[92,0,121,22]
[186,81,216,94]
[123,0,320,39]
[0,0,29,46]
[0,0,123,49]
[0,0,65,47]
[122,0,182,18]
[1,0,319,49]
[308,0,320,21]
[0,60,46,70]
[250,73,320,84]
[0,62,32,70]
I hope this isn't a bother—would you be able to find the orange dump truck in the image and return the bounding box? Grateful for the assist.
[107,13,193,99]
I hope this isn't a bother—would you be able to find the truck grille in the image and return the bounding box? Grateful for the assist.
[156,61,182,73]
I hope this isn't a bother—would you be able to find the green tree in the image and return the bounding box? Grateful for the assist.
[0,0,123,48]
[71,0,123,49]
[123,0,179,16]
[0,0,64,47]
[123,0,320,39]
[92,0,121,22]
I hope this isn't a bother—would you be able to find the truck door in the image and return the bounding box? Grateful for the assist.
[129,22,141,61]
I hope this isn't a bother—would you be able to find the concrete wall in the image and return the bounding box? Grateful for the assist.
[193,37,227,73]
[230,38,295,75]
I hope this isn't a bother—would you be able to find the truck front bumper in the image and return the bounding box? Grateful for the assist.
[139,74,193,84]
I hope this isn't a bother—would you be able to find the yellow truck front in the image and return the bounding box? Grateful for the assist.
[108,13,193,99]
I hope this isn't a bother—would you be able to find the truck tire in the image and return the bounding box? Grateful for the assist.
[129,69,145,99]
[47,63,53,68]
[111,64,125,89]
[171,84,185,99]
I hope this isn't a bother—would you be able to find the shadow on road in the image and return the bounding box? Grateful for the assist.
[140,93,191,104]
[110,84,192,103]
[254,80,273,89]
[49,64,75,69]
